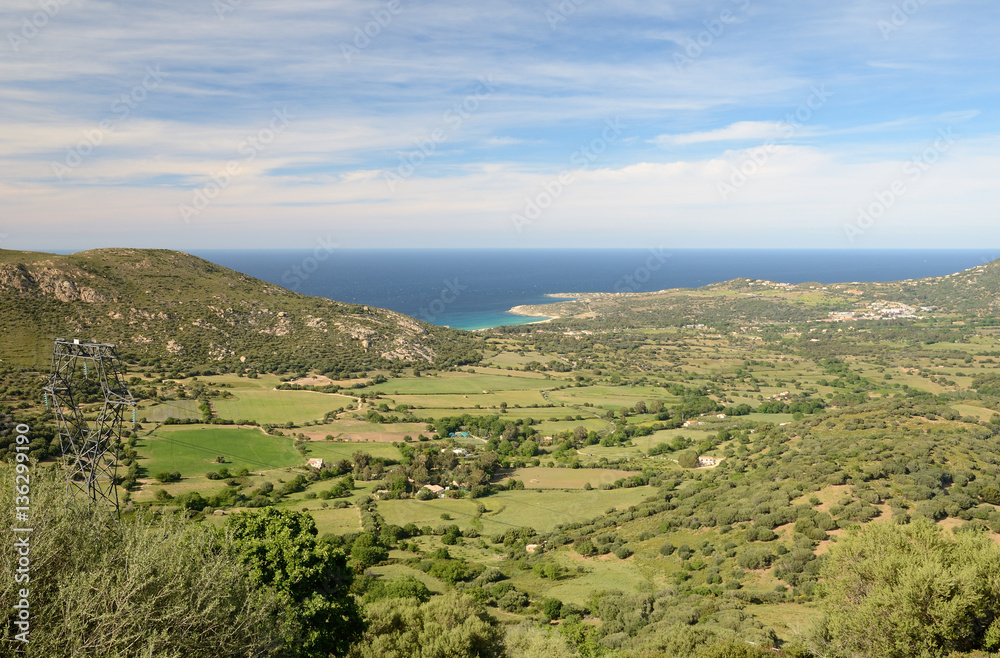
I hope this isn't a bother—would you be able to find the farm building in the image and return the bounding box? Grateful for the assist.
[307,458,325,469]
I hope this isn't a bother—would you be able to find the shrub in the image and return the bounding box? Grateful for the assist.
[738,546,776,570]
[497,589,529,612]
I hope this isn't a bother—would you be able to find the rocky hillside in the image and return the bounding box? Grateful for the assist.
[0,248,481,373]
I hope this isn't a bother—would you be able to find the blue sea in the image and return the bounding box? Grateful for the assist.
[190,249,996,331]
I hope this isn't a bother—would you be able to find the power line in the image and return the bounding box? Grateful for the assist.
[44,339,135,526]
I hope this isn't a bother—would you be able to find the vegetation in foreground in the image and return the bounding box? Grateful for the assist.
[6,255,1000,655]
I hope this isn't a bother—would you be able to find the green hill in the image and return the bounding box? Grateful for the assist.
[0,248,480,374]
[507,258,1000,328]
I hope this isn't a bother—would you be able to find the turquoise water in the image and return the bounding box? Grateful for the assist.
[191,249,994,331]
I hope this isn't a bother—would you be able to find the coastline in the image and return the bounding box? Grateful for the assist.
[507,305,555,319]
[508,292,585,320]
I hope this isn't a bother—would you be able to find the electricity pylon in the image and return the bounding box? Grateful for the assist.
[44,339,135,522]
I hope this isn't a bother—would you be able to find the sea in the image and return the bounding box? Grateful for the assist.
[190,249,997,331]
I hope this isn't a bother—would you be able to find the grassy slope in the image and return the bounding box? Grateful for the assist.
[0,248,480,371]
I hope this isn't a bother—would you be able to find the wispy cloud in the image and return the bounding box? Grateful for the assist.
[651,121,793,146]
[1,0,999,249]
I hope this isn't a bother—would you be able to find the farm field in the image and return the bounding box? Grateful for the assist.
[368,372,556,395]
[498,467,641,489]
[211,389,350,424]
[379,486,655,535]
[301,440,402,463]
[137,425,303,477]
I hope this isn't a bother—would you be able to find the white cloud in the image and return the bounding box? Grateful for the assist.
[651,121,792,147]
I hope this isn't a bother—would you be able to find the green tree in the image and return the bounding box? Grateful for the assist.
[519,440,539,457]
[677,450,699,469]
[349,591,504,658]
[980,486,1000,505]
[350,532,390,572]
[0,464,286,656]
[819,517,1000,657]
[227,507,362,657]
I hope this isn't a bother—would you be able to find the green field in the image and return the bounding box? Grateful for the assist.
[138,426,303,477]
[499,467,641,489]
[368,372,555,395]
[302,441,402,463]
[378,487,656,535]
[211,389,350,424]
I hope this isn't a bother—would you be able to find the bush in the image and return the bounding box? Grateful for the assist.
[0,465,306,656]
[820,517,1000,655]
[737,546,776,570]
[542,597,563,620]
[497,589,529,612]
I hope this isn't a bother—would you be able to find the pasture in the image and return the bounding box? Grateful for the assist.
[137,426,302,477]
[378,487,656,536]
[497,467,641,489]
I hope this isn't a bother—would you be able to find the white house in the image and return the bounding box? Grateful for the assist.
[307,458,325,469]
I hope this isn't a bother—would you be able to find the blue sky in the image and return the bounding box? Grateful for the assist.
[1,0,997,250]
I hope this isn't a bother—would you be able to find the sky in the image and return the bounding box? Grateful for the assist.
[1,0,998,251]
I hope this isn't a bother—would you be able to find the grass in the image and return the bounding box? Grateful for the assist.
[746,602,823,643]
[367,564,446,594]
[547,385,675,409]
[297,505,363,535]
[368,372,555,395]
[378,487,656,536]
[301,441,402,462]
[525,546,658,606]
[498,467,641,489]
[212,389,349,425]
[138,426,303,477]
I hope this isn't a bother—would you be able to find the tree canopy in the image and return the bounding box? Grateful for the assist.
[819,517,1000,657]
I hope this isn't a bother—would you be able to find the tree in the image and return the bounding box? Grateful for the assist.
[350,532,390,571]
[348,591,504,658]
[677,450,699,469]
[519,440,539,458]
[227,507,362,657]
[819,517,1000,657]
[980,486,1000,505]
[0,464,286,656]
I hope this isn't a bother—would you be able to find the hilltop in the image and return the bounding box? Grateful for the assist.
[0,248,480,374]
[507,257,1000,328]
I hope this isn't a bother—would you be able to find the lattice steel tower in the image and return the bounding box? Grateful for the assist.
[44,339,135,521]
